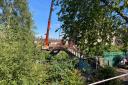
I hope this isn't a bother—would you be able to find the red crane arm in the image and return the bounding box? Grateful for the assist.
[45,0,54,49]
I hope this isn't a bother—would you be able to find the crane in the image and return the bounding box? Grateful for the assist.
[44,0,54,49]
[43,0,75,51]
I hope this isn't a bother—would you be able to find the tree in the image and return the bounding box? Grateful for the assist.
[100,0,128,54]
[101,0,128,24]
[57,0,114,56]
[0,0,37,84]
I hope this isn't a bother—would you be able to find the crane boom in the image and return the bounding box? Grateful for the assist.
[44,0,54,49]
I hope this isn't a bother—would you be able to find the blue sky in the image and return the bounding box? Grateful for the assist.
[29,0,61,39]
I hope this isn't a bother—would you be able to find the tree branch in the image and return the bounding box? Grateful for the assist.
[101,0,128,23]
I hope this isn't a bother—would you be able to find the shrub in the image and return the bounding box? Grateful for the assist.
[44,52,86,85]
[96,66,123,85]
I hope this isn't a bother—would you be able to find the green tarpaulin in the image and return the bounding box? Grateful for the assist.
[103,52,127,67]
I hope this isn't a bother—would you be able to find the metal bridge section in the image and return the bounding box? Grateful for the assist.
[49,45,84,58]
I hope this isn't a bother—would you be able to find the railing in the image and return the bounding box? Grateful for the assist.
[89,73,128,85]
[67,48,82,58]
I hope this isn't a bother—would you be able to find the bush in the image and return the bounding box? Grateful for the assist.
[0,26,86,85]
[44,52,86,85]
[96,66,123,85]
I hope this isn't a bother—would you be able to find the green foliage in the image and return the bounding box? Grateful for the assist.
[0,0,40,84]
[44,52,86,85]
[57,0,115,56]
[108,45,121,52]
[96,66,123,85]
[56,0,128,56]
[0,0,125,85]
[101,0,128,52]
[0,0,87,84]
[0,24,86,85]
